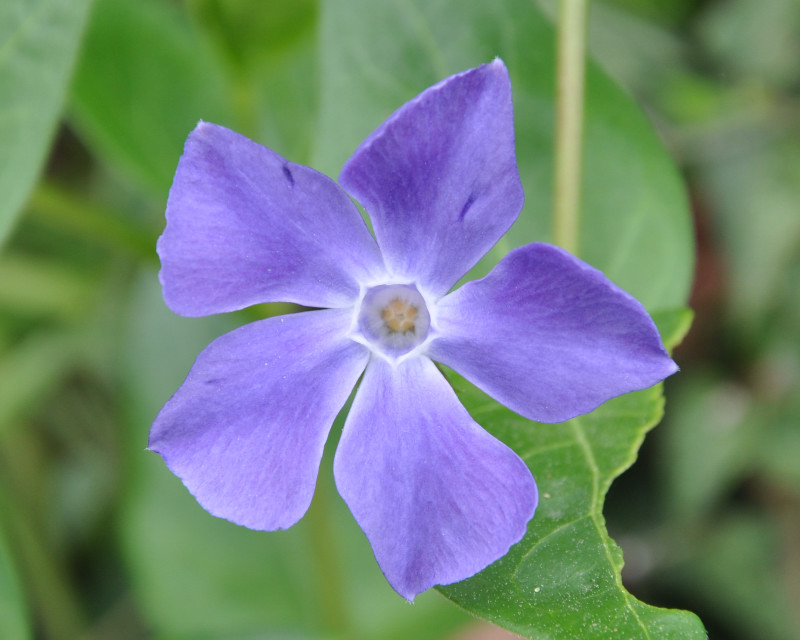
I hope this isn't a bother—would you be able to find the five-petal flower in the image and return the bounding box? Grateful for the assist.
[150,59,677,600]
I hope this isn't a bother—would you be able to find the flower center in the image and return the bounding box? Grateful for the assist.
[357,284,431,356]
[381,298,418,333]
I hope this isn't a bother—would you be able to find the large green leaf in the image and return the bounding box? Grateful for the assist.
[69,0,231,197]
[69,0,320,199]
[314,0,693,311]
[438,310,704,639]
[188,0,321,163]
[0,0,92,245]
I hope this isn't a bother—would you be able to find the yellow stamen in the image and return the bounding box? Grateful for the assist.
[381,298,418,333]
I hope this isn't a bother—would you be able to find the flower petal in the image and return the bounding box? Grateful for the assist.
[158,122,385,316]
[427,243,678,423]
[339,59,524,297]
[149,309,368,530]
[334,356,537,600]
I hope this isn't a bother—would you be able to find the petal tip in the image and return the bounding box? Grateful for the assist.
[486,56,510,78]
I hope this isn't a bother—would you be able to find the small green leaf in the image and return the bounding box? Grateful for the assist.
[0,0,92,245]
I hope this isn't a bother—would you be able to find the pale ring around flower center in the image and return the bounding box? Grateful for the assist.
[356,284,431,357]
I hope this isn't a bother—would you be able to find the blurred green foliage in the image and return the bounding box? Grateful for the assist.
[0,0,92,244]
[0,0,798,639]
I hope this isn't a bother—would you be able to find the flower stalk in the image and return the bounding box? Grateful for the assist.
[553,0,589,256]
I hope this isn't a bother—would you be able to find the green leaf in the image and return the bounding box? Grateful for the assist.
[0,0,92,245]
[438,340,704,638]
[188,0,321,162]
[69,0,232,196]
[70,0,321,198]
[651,307,694,352]
[315,0,694,311]
[0,527,30,640]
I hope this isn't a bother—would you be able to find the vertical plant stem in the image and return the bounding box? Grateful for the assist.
[305,467,350,634]
[553,0,589,256]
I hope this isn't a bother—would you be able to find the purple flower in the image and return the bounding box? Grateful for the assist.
[150,59,677,600]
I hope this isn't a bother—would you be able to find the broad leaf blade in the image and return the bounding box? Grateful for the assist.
[315,0,694,310]
[69,0,320,197]
[437,309,701,638]
[439,355,704,638]
[0,0,92,245]
[69,0,231,196]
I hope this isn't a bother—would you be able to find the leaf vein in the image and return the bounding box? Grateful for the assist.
[572,415,652,638]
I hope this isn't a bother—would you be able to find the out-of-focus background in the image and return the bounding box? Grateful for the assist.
[1,1,798,639]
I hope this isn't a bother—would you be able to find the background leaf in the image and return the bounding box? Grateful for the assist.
[69,0,320,199]
[657,512,799,640]
[0,0,92,245]
[187,0,320,161]
[315,0,694,311]
[68,0,231,197]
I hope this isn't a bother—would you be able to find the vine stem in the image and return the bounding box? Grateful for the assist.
[553,0,589,256]
[305,462,350,634]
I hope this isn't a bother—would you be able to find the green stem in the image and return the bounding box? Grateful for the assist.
[28,183,157,263]
[553,0,589,256]
[305,469,350,634]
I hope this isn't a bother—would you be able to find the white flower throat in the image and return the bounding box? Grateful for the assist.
[357,284,431,357]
